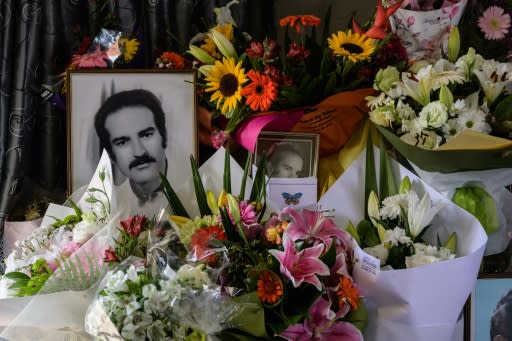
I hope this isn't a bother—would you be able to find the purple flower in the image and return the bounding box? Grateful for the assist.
[282,208,351,246]
[280,296,363,341]
[269,236,329,290]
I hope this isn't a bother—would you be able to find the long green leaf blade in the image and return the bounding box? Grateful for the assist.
[365,133,377,221]
[191,155,212,216]
[224,147,232,194]
[379,134,398,199]
[250,156,267,203]
[160,173,190,218]
[239,152,251,200]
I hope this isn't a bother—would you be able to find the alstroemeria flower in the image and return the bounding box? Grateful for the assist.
[269,236,329,290]
[282,207,350,246]
[280,296,363,341]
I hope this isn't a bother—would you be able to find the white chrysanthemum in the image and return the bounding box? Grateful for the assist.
[405,253,440,268]
[364,244,389,265]
[442,118,462,140]
[366,92,388,109]
[384,227,411,246]
[438,246,456,260]
[418,101,448,128]
[396,100,416,120]
[380,193,408,220]
[457,109,491,134]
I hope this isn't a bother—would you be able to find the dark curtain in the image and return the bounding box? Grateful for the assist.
[0,0,274,273]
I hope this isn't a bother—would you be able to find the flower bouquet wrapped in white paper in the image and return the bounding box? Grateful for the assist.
[0,151,125,340]
[318,141,487,341]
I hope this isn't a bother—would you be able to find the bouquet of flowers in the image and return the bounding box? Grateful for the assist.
[318,137,487,341]
[85,257,236,340]
[181,0,408,154]
[1,151,114,298]
[367,34,512,260]
[156,148,367,339]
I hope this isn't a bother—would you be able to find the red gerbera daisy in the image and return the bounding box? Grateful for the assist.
[241,70,278,112]
[190,225,227,265]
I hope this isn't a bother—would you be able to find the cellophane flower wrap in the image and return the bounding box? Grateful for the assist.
[367,44,512,256]
[387,0,468,61]
[0,151,129,340]
[181,1,409,155]
[318,143,487,341]
[148,147,367,340]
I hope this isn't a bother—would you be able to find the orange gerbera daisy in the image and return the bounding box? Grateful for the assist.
[241,70,278,112]
[158,51,185,69]
[257,270,284,304]
[279,15,321,33]
[337,275,360,310]
[190,225,227,265]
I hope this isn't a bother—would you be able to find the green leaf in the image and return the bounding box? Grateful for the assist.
[344,298,368,332]
[220,207,240,242]
[239,152,252,200]
[67,198,83,218]
[451,186,500,234]
[493,94,512,121]
[364,133,377,221]
[346,221,361,245]
[190,155,212,216]
[379,134,397,199]
[356,219,381,248]
[320,240,337,268]
[249,156,267,204]
[224,146,232,194]
[160,173,190,218]
[387,245,406,269]
[5,272,31,281]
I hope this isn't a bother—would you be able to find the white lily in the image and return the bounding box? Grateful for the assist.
[474,59,512,104]
[406,191,445,239]
[213,0,239,26]
[401,72,431,106]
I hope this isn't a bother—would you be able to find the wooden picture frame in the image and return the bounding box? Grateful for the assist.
[464,271,512,341]
[67,69,197,196]
[254,131,320,178]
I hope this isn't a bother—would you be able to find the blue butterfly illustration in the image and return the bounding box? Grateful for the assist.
[282,192,302,205]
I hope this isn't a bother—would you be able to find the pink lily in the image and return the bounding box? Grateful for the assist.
[280,296,363,341]
[352,0,402,40]
[282,207,351,246]
[269,236,329,290]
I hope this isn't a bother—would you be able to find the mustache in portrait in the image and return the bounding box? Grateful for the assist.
[129,153,156,170]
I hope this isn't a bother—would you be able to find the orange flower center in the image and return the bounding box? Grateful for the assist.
[257,270,283,304]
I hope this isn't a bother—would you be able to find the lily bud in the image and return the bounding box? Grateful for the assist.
[399,176,412,194]
[447,26,460,63]
[209,29,238,59]
[439,85,454,111]
[443,232,458,254]
[188,45,216,64]
[368,191,381,225]
[206,191,219,215]
[227,193,240,223]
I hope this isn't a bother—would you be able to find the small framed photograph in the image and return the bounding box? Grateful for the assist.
[464,272,512,341]
[67,69,197,211]
[254,131,320,178]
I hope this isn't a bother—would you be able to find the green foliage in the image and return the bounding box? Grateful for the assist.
[161,172,190,218]
[191,155,212,217]
[451,185,500,234]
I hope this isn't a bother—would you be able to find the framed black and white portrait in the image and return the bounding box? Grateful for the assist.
[67,69,197,214]
[254,131,320,179]
[464,272,512,341]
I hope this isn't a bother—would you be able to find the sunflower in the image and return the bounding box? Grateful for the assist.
[257,270,284,305]
[327,30,375,63]
[205,57,247,115]
[120,37,140,62]
[241,70,278,112]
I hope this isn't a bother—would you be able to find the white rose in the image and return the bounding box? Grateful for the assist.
[405,253,440,268]
[72,220,101,244]
[418,101,448,128]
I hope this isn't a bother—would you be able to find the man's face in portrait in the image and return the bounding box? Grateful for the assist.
[104,105,166,187]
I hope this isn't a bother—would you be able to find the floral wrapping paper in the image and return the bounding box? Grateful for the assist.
[389,0,468,61]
